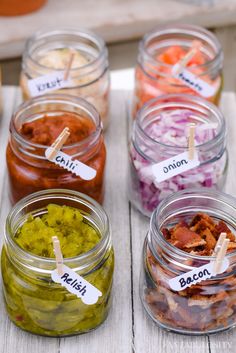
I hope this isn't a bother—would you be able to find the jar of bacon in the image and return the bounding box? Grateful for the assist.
[141,189,236,335]
[20,28,110,129]
[6,94,106,204]
[129,94,228,217]
[1,189,114,336]
[133,24,223,114]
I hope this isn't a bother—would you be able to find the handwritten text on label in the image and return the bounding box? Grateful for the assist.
[28,72,71,97]
[172,65,217,98]
[45,148,97,180]
[52,265,102,305]
[169,258,229,291]
[152,151,200,183]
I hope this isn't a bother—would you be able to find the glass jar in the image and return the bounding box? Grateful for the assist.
[0,0,47,16]
[140,189,236,335]
[6,94,106,204]
[20,28,110,129]
[129,94,228,217]
[133,24,223,115]
[1,189,114,337]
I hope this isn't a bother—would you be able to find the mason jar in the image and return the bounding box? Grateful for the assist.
[20,28,110,129]
[6,94,106,204]
[133,24,223,115]
[140,189,236,335]
[1,189,114,337]
[129,94,228,217]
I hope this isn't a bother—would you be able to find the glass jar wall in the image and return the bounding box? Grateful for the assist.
[20,28,110,129]
[129,94,228,217]
[6,94,106,204]
[1,189,114,337]
[140,189,236,334]
[133,24,223,115]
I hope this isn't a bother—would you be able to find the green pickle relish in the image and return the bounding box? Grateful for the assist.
[1,202,114,337]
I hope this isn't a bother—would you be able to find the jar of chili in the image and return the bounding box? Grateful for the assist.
[6,94,106,204]
[1,189,114,336]
[133,24,223,115]
[141,189,236,334]
[129,94,228,217]
[20,28,110,129]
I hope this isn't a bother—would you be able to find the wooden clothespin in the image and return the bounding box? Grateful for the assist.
[173,40,201,75]
[64,49,76,81]
[213,232,230,275]
[47,127,70,161]
[188,123,196,160]
[52,236,64,276]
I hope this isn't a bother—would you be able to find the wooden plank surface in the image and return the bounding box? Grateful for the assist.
[0,86,236,353]
[1,0,236,59]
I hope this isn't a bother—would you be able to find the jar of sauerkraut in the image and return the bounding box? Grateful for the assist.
[1,189,114,336]
[133,24,223,115]
[129,94,228,217]
[141,189,236,334]
[20,28,110,129]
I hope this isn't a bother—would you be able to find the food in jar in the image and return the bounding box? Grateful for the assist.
[1,203,114,336]
[130,108,227,216]
[6,110,106,204]
[144,213,236,332]
[0,0,47,16]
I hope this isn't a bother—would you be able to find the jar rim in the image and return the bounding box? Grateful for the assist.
[134,93,226,154]
[10,93,102,154]
[5,189,110,273]
[150,188,236,263]
[23,27,108,74]
[138,23,223,72]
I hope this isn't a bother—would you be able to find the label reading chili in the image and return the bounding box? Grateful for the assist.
[172,65,217,98]
[169,258,229,291]
[28,72,71,97]
[152,151,200,183]
[51,265,102,305]
[45,148,97,180]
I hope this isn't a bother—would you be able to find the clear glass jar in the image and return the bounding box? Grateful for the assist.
[20,28,110,129]
[129,94,228,217]
[133,24,223,115]
[6,94,106,204]
[1,189,114,337]
[140,189,236,335]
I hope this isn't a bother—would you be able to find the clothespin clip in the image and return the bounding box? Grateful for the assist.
[213,232,230,275]
[52,236,64,276]
[188,123,196,160]
[173,40,202,75]
[47,127,70,161]
[64,49,76,81]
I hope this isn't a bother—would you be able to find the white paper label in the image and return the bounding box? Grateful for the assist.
[152,151,200,183]
[45,148,97,180]
[172,64,217,98]
[28,72,71,97]
[51,265,102,305]
[169,258,229,291]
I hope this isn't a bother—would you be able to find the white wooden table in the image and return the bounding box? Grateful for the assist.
[0,86,236,353]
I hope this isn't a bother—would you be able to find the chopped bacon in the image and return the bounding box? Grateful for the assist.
[170,226,206,249]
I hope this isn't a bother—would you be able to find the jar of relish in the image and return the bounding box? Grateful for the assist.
[1,189,114,336]
[6,94,106,204]
[133,24,223,115]
[20,28,110,129]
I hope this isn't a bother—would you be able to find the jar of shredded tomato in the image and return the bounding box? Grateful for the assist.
[20,28,110,129]
[6,94,106,204]
[129,94,228,217]
[0,0,47,16]
[1,189,114,336]
[140,189,236,334]
[133,24,223,114]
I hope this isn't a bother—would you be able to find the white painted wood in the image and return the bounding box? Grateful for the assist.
[0,86,236,353]
[1,0,236,59]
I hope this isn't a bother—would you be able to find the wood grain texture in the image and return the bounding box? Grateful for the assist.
[0,87,236,353]
[1,0,236,59]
